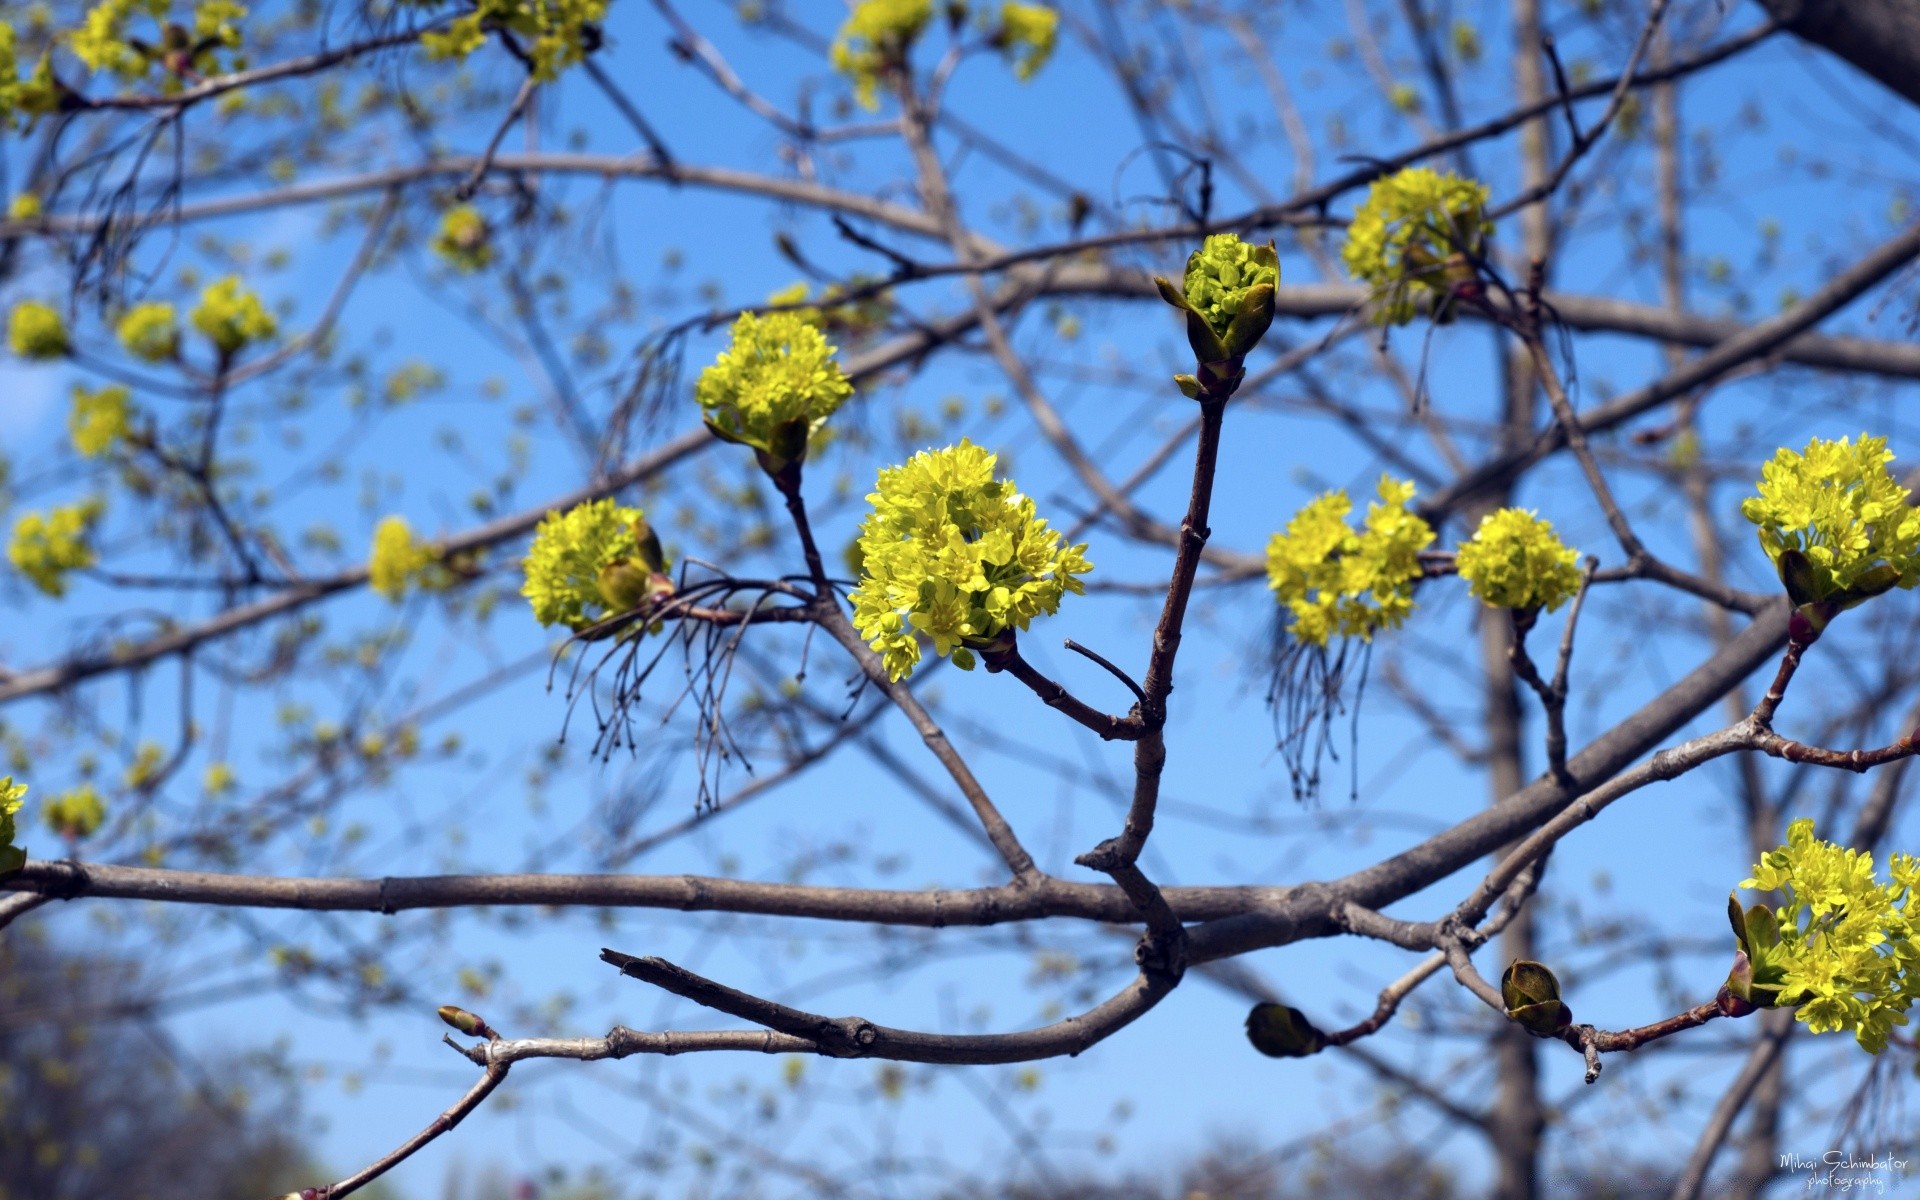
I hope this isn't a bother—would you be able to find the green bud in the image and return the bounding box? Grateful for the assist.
[632,517,667,576]
[1500,960,1572,1035]
[1837,562,1904,609]
[1777,548,1824,608]
[1724,894,1790,1007]
[1220,282,1276,358]
[1172,373,1202,400]
[437,1005,493,1038]
[1244,1002,1326,1058]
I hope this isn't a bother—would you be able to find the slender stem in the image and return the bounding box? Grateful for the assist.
[983,641,1142,742]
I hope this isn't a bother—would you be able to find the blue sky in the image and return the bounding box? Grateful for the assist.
[5,0,1920,1195]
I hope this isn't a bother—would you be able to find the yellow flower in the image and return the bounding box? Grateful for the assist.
[1454,508,1583,612]
[68,384,133,459]
[831,0,933,110]
[1342,166,1493,326]
[0,775,26,873]
[117,301,179,362]
[694,311,853,467]
[42,783,105,840]
[521,498,669,631]
[368,516,439,602]
[993,4,1057,81]
[849,440,1091,681]
[8,499,104,597]
[8,192,40,219]
[190,275,277,355]
[1740,434,1920,605]
[419,0,608,80]
[9,299,68,359]
[432,205,494,272]
[1735,819,1918,1054]
[1266,475,1434,646]
[203,761,237,796]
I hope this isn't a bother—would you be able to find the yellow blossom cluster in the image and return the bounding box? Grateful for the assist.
[8,499,104,597]
[830,0,932,110]
[1265,476,1434,646]
[1730,819,1919,1053]
[850,440,1090,681]
[694,311,853,469]
[1454,507,1583,612]
[521,498,669,632]
[1341,166,1492,325]
[1741,433,1920,607]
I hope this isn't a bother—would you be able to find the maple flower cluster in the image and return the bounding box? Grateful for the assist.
[993,3,1058,81]
[191,275,276,355]
[1265,476,1434,646]
[1454,508,1583,612]
[695,311,853,469]
[520,498,667,632]
[117,301,180,362]
[368,516,440,602]
[70,0,248,80]
[42,783,106,841]
[1342,166,1493,325]
[0,775,25,874]
[68,383,132,458]
[9,299,68,359]
[433,205,495,273]
[831,0,933,110]
[419,0,608,81]
[8,499,103,597]
[0,26,61,129]
[1740,433,1920,606]
[850,440,1091,681]
[1729,819,1918,1053]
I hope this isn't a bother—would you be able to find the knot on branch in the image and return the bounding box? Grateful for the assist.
[817,1016,881,1057]
[1073,837,1125,874]
[1134,927,1187,985]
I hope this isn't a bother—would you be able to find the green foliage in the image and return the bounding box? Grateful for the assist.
[694,311,853,469]
[190,275,276,355]
[1341,166,1493,325]
[992,3,1057,82]
[8,499,103,597]
[1736,818,1919,1053]
[368,515,437,602]
[1265,476,1434,646]
[8,298,68,359]
[1454,507,1583,612]
[830,0,933,110]
[67,384,132,459]
[432,204,495,272]
[116,301,179,362]
[1740,433,1920,605]
[0,775,25,874]
[850,440,1091,681]
[520,498,668,631]
[42,782,105,840]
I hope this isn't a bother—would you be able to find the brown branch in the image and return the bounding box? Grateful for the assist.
[299,1027,511,1198]
[981,640,1143,742]
[601,948,1176,1065]
[0,859,1285,924]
